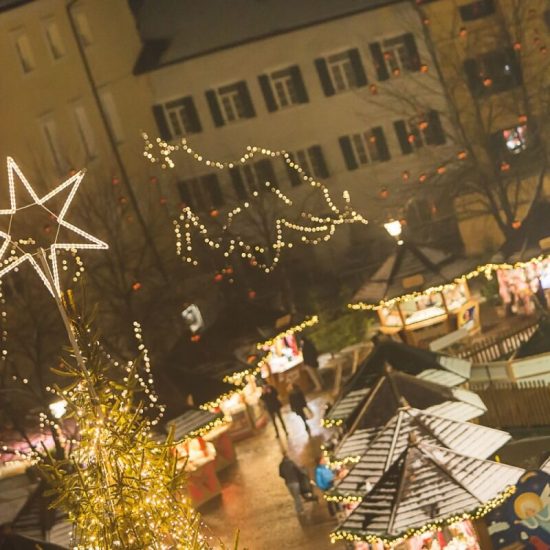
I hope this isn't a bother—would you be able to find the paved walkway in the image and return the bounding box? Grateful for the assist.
[201,394,343,550]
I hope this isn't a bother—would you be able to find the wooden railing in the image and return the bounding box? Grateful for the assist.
[470,380,550,428]
[452,318,539,363]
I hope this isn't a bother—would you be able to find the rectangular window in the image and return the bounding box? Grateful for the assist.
[177,174,224,211]
[459,0,495,22]
[14,33,35,74]
[339,128,390,170]
[501,125,528,155]
[464,48,522,97]
[73,105,96,159]
[163,96,201,137]
[258,65,308,112]
[230,159,277,199]
[44,20,65,60]
[288,146,329,186]
[393,110,445,155]
[327,49,367,92]
[381,34,420,76]
[74,11,92,47]
[40,118,65,173]
[205,81,255,127]
[99,91,124,143]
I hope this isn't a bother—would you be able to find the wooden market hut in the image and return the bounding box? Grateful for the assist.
[330,407,511,499]
[331,439,524,548]
[350,242,480,347]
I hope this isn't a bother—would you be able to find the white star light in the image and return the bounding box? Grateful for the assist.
[0,157,108,296]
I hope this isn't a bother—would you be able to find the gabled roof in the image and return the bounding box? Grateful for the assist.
[328,364,481,431]
[343,340,470,395]
[0,0,33,13]
[351,242,477,306]
[133,0,402,74]
[331,407,511,498]
[333,440,523,544]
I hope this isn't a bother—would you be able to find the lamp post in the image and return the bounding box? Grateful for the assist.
[384,220,403,244]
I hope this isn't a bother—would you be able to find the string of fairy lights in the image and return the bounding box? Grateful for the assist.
[143,133,368,272]
[330,485,516,545]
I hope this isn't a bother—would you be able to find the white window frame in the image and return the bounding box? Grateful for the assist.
[99,91,124,143]
[13,32,36,74]
[44,19,65,60]
[350,131,381,165]
[217,85,246,123]
[73,105,97,160]
[270,68,299,109]
[382,35,410,75]
[326,51,356,92]
[163,98,194,137]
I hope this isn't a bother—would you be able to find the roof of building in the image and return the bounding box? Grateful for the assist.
[132,0,401,74]
[334,440,523,543]
[165,408,224,441]
[0,0,33,13]
[328,367,484,431]
[331,407,511,498]
[351,241,477,306]
[343,340,470,396]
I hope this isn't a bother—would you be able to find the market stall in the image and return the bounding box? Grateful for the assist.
[331,439,524,549]
[350,242,480,347]
[256,315,319,399]
[166,409,228,507]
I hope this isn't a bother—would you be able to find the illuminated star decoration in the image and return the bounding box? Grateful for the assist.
[0,157,108,297]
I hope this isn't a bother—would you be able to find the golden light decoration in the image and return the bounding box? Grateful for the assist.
[0,157,108,297]
[330,485,516,545]
[142,133,368,273]
[41,316,211,550]
[348,256,549,311]
[256,315,319,349]
[223,352,272,385]
[199,390,242,412]
[179,416,230,441]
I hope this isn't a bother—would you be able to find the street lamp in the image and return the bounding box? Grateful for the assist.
[384,220,403,242]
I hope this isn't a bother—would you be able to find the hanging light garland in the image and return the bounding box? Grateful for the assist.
[330,485,516,545]
[143,134,368,272]
[256,315,319,349]
[349,255,549,311]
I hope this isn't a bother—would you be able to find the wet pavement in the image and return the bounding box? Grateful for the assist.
[201,394,343,550]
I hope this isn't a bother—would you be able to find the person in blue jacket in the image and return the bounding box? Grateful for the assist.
[314,455,338,516]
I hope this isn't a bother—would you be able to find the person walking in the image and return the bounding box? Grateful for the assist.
[301,336,323,391]
[279,454,305,516]
[288,383,311,435]
[260,383,288,438]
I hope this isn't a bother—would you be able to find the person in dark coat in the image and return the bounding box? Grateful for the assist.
[301,336,323,391]
[260,383,288,438]
[278,454,305,515]
[288,383,311,435]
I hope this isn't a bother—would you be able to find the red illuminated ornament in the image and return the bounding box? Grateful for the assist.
[420,64,429,73]
[159,197,167,205]
[214,273,223,283]
[423,17,430,25]
[407,134,416,144]
[518,114,528,124]
[419,120,428,131]
[457,151,468,160]
[210,209,219,218]
[500,161,511,172]
[112,177,120,186]
[191,334,201,343]
[43,224,52,234]
[379,187,389,199]
[132,282,142,291]
[483,78,493,87]
[513,42,522,51]
[224,266,234,275]
[437,166,446,175]
[512,219,522,229]
[248,290,257,300]
[459,27,468,38]
[402,171,410,182]
[369,84,378,95]
[393,68,401,77]
[419,173,428,183]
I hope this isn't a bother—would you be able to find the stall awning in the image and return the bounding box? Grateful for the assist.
[331,407,511,499]
[350,242,478,307]
[332,440,523,545]
[165,409,225,441]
